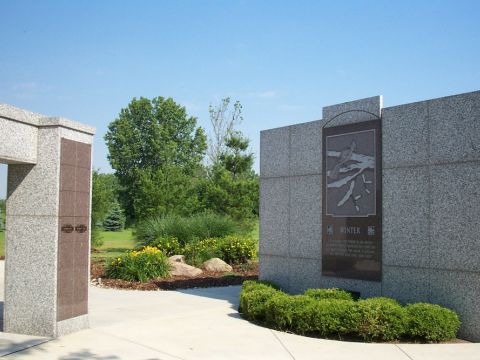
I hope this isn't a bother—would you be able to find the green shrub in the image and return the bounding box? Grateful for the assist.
[242,280,281,292]
[106,246,171,282]
[406,303,460,342]
[265,295,315,333]
[307,299,359,337]
[151,236,183,256]
[183,238,223,267]
[304,288,353,301]
[354,297,408,341]
[239,285,281,321]
[136,213,237,246]
[218,235,256,264]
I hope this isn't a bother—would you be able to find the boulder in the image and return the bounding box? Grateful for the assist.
[169,255,186,263]
[202,258,233,272]
[169,259,202,277]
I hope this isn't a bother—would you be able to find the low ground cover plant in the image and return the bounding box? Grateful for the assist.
[239,281,461,342]
[106,246,171,282]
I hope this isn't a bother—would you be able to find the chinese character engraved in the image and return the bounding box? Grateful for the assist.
[327,224,334,236]
[368,226,375,236]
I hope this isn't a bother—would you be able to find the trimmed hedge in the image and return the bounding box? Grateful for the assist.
[239,281,283,321]
[354,298,408,341]
[406,303,461,342]
[304,288,353,301]
[238,281,461,342]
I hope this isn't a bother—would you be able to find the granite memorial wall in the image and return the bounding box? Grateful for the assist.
[259,90,480,341]
[0,104,95,337]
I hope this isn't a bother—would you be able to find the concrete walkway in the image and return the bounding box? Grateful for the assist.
[0,266,479,359]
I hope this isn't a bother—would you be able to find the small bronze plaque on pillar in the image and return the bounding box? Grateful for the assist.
[61,224,74,233]
[322,120,382,281]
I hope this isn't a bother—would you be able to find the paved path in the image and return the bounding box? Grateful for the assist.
[0,263,479,359]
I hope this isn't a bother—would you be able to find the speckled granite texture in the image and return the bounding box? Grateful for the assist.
[1,104,94,337]
[260,90,480,341]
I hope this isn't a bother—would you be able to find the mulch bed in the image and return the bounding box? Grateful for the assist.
[91,261,258,291]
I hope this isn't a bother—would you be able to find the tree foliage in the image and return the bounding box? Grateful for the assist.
[91,171,120,247]
[105,97,207,222]
[200,127,259,221]
[207,98,243,164]
[103,202,126,231]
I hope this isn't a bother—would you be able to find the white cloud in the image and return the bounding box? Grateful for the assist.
[249,90,276,99]
[12,82,49,99]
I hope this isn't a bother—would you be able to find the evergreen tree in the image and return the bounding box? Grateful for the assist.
[103,203,126,232]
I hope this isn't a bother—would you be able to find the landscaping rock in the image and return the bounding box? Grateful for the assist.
[169,255,186,263]
[202,258,233,272]
[169,260,202,277]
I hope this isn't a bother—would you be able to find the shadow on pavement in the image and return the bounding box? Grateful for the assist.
[176,285,241,309]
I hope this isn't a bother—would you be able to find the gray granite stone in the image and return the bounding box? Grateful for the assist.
[59,127,95,144]
[1,104,94,338]
[322,96,382,127]
[259,254,290,291]
[430,162,480,272]
[429,269,480,342]
[41,117,95,135]
[259,177,289,257]
[0,117,38,164]
[382,266,430,304]
[429,91,480,164]
[4,215,58,337]
[319,275,382,299]
[289,175,322,259]
[382,101,429,168]
[288,257,322,294]
[6,128,60,216]
[56,315,89,337]
[260,126,290,178]
[0,103,44,126]
[289,120,322,176]
[382,167,430,268]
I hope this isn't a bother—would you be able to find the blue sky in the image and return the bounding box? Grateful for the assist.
[1,0,479,198]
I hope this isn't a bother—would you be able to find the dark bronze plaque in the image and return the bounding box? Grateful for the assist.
[75,224,87,233]
[322,120,382,282]
[61,224,74,233]
[57,138,91,321]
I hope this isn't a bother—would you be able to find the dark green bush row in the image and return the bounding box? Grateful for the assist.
[136,213,238,246]
[239,281,460,342]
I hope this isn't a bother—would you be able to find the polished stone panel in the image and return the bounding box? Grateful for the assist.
[382,167,429,268]
[259,254,290,291]
[382,101,429,168]
[429,91,480,164]
[260,126,290,178]
[323,96,382,127]
[289,175,322,259]
[290,121,322,176]
[429,270,480,342]
[430,162,480,272]
[288,257,322,294]
[259,177,290,257]
[382,266,430,304]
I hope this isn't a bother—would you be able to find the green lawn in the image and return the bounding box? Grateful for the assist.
[0,231,4,257]
[91,228,136,263]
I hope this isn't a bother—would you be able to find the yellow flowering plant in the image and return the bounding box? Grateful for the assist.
[106,246,171,282]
